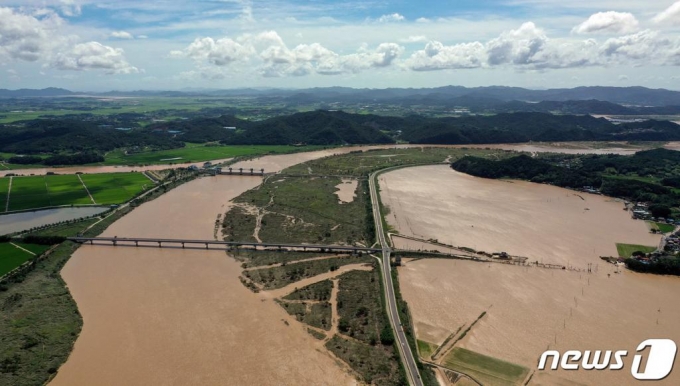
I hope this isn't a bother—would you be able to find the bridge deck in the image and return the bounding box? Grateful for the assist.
[68,237,381,253]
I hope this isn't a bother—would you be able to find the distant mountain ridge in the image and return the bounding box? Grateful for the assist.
[0,88,73,97]
[5,85,680,108]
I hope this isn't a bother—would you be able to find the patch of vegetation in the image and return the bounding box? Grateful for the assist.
[654,222,676,233]
[326,335,406,386]
[234,250,330,269]
[278,300,332,331]
[616,243,657,258]
[283,279,333,301]
[626,256,680,276]
[0,241,82,386]
[307,328,326,340]
[228,175,371,245]
[284,147,499,177]
[441,348,530,386]
[243,256,371,290]
[417,340,438,360]
[336,270,390,344]
[221,206,258,243]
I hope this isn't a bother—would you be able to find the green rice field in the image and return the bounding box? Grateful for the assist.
[441,348,530,386]
[80,173,152,204]
[0,243,49,277]
[2,172,151,212]
[0,178,9,209]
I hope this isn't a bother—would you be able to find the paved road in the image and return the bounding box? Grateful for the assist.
[369,169,423,386]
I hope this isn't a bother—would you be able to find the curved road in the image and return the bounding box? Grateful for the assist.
[369,169,423,386]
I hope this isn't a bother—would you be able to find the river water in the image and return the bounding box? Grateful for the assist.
[50,150,372,386]
[0,207,108,235]
[382,165,680,386]
[6,141,678,177]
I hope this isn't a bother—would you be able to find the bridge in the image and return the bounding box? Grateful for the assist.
[67,237,382,254]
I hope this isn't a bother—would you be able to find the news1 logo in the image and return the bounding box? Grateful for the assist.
[538,339,678,381]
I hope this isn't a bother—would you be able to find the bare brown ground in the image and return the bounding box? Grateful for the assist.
[381,165,660,267]
[53,176,358,386]
[335,179,358,203]
[384,166,680,385]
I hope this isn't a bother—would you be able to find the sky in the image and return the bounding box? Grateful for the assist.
[1,0,680,91]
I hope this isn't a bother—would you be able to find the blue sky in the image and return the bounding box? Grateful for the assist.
[2,0,680,90]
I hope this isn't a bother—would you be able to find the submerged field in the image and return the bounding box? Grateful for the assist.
[381,165,660,267]
[2,172,152,212]
[381,165,680,385]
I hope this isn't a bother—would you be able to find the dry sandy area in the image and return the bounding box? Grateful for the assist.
[52,175,358,386]
[335,179,358,203]
[382,165,680,385]
[380,165,660,267]
[399,259,680,385]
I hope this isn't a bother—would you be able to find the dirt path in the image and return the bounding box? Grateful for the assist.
[264,264,373,299]
[242,255,349,271]
[5,176,12,212]
[327,278,341,341]
[10,242,36,256]
[77,174,97,205]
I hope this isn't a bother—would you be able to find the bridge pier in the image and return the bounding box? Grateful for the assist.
[182,242,185,248]
[206,243,209,249]
[158,241,162,247]
[135,241,139,247]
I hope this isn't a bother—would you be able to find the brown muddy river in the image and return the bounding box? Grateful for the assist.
[7,141,677,177]
[382,165,680,385]
[52,157,361,384]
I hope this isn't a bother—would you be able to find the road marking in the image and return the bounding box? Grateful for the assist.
[78,174,97,204]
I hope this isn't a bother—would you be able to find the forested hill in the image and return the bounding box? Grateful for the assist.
[150,110,680,145]
[4,111,680,154]
[450,149,680,212]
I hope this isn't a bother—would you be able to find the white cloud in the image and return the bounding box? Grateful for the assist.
[653,1,680,24]
[400,35,428,43]
[572,11,639,35]
[110,31,134,39]
[59,0,82,17]
[407,41,486,70]
[52,42,140,74]
[171,37,254,65]
[377,13,405,23]
[0,7,63,62]
[174,31,404,77]
[600,30,672,61]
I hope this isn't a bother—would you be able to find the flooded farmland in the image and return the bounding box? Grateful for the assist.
[381,165,660,267]
[382,165,680,385]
